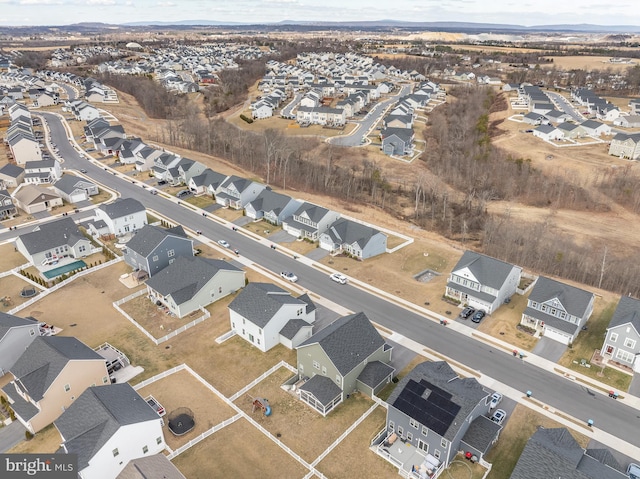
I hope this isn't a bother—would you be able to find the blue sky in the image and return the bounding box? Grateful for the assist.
[0,0,636,27]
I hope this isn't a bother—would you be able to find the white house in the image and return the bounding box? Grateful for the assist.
[94,198,147,237]
[229,282,316,352]
[0,313,41,377]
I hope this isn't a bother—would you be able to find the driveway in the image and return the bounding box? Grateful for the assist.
[587,438,637,474]
[266,230,298,243]
[532,337,567,363]
[305,248,329,261]
[0,421,26,452]
[629,373,640,397]
[386,339,417,376]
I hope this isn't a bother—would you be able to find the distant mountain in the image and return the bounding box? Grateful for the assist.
[123,20,245,26]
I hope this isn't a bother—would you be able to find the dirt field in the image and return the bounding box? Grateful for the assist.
[136,369,237,451]
[0,275,39,314]
[542,56,637,72]
[0,243,28,271]
[234,367,375,463]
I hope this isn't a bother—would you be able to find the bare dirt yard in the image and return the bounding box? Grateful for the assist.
[0,243,28,271]
[0,275,38,314]
[542,56,637,72]
[171,418,309,479]
[136,368,237,451]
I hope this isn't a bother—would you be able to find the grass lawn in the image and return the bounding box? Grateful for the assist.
[0,243,28,271]
[485,404,589,479]
[136,369,237,452]
[244,220,282,238]
[8,423,60,454]
[377,355,425,401]
[447,454,488,479]
[478,291,539,352]
[558,300,633,391]
[89,187,114,205]
[212,207,245,222]
[185,195,215,209]
[0,275,39,313]
[279,238,320,257]
[316,406,399,479]
[234,367,374,463]
[171,418,309,479]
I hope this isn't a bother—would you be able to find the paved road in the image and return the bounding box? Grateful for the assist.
[281,93,302,118]
[547,91,585,122]
[35,113,640,452]
[59,83,78,101]
[0,421,26,453]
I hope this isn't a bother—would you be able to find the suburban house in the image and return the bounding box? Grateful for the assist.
[116,455,186,479]
[630,98,640,115]
[509,427,627,479]
[12,184,63,214]
[55,383,165,479]
[533,124,562,141]
[123,224,193,277]
[613,115,640,129]
[556,122,584,140]
[0,163,25,188]
[52,174,99,203]
[0,313,41,376]
[446,251,522,314]
[608,132,640,159]
[601,295,640,373]
[381,127,415,156]
[229,282,316,352]
[23,159,63,185]
[8,133,41,165]
[2,336,109,433]
[295,312,394,416]
[188,168,228,196]
[580,119,611,137]
[282,202,341,241]
[0,189,17,220]
[520,276,595,345]
[15,216,94,270]
[296,106,346,126]
[145,256,245,319]
[94,198,147,237]
[380,361,498,476]
[245,189,301,225]
[319,218,387,259]
[214,175,266,209]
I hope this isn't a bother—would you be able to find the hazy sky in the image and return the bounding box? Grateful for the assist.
[0,0,636,27]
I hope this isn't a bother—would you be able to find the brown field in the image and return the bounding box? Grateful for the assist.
[171,418,309,479]
[0,243,28,271]
[542,56,638,72]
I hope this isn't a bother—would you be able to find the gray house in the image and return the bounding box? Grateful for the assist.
[283,202,341,241]
[123,224,193,277]
[188,168,227,196]
[601,295,640,373]
[520,276,595,345]
[52,174,98,203]
[0,313,41,376]
[215,175,266,209]
[245,189,301,225]
[296,312,394,416]
[510,427,627,479]
[383,361,497,474]
[145,256,245,319]
[446,251,522,314]
[381,127,414,156]
[0,163,25,188]
[319,218,387,259]
[0,189,17,220]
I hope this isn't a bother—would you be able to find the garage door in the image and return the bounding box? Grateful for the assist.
[543,327,571,345]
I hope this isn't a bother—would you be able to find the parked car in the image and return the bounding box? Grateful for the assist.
[217,240,230,249]
[149,189,158,195]
[471,310,486,323]
[460,307,475,319]
[79,169,87,174]
[489,392,502,410]
[330,273,348,285]
[176,190,191,198]
[280,271,298,283]
[627,463,640,479]
[157,180,167,185]
[491,409,506,425]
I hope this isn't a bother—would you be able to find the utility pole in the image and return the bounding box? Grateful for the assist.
[598,246,607,289]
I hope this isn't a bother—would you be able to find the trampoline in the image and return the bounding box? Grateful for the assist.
[20,287,38,298]
[167,407,195,436]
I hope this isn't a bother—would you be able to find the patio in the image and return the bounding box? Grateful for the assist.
[372,430,444,479]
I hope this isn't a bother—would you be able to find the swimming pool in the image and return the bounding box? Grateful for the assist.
[43,260,87,279]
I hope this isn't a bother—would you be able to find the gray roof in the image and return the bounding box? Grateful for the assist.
[55,384,160,471]
[145,256,242,305]
[580,119,604,129]
[461,415,502,455]
[451,251,520,290]
[279,318,313,340]
[323,218,383,249]
[117,454,186,479]
[229,282,306,329]
[99,197,145,219]
[125,224,189,258]
[0,312,37,341]
[535,124,557,134]
[2,381,39,421]
[53,174,95,195]
[191,168,227,189]
[529,276,594,318]
[387,361,489,441]
[298,374,342,406]
[25,159,56,170]
[510,427,627,479]
[608,296,640,333]
[381,127,414,143]
[10,336,103,402]
[0,163,24,178]
[523,306,579,335]
[247,189,293,216]
[18,216,87,255]
[297,293,316,314]
[299,312,384,376]
[357,360,395,389]
[292,202,331,223]
[220,175,254,194]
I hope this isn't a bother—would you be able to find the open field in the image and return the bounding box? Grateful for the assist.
[0,242,28,271]
[171,418,309,479]
[542,56,637,72]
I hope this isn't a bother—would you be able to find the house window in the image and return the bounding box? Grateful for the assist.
[142,445,148,454]
[336,375,341,385]
[407,432,413,442]
[616,349,634,363]
[242,318,245,325]
[257,338,260,345]
[219,287,223,294]
[112,449,119,457]
[299,364,304,372]
[624,338,636,349]
[249,334,254,343]
[322,366,327,375]
[441,438,447,448]
[389,421,394,432]
[79,245,86,253]
[64,384,70,392]
[167,249,175,257]
[313,361,320,370]
[398,426,404,438]
[610,333,618,342]
[409,418,419,429]
[242,329,245,335]
[103,376,109,384]
[297,308,303,316]
[422,426,428,436]
[156,437,162,445]
[169,258,175,264]
[434,449,441,460]
[152,255,159,262]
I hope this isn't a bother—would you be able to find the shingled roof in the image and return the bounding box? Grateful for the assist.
[450,251,520,290]
[99,197,145,219]
[229,282,307,329]
[124,224,189,258]
[608,295,640,333]
[0,313,37,341]
[17,216,86,255]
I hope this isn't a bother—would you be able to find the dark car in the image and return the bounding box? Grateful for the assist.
[471,310,486,323]
[460,307,475,319]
